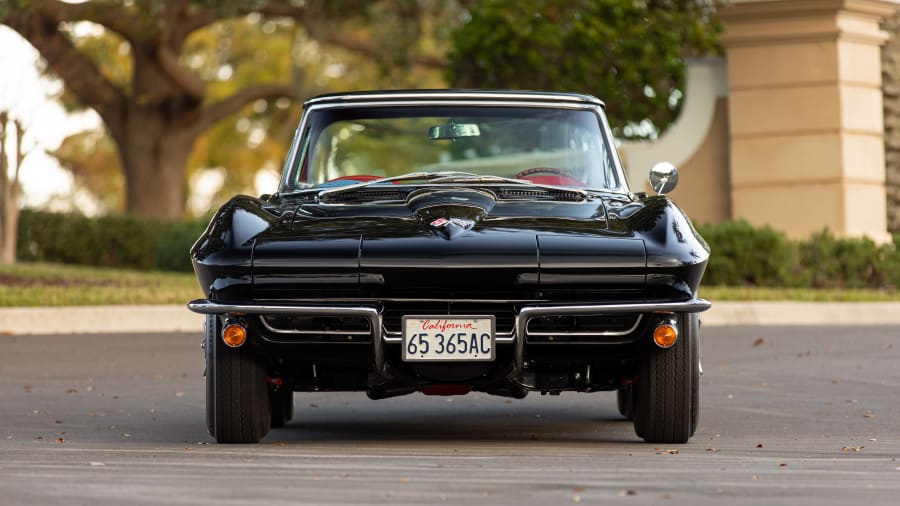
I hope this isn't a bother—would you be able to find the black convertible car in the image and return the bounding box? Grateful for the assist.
[188,90,710,444]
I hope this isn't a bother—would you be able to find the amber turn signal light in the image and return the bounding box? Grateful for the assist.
[222,323,247,348]
[653,322,678,349]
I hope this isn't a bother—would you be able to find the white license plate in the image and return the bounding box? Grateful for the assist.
[401,316,495,362]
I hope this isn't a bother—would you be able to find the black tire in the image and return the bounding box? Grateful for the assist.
[205,315,271,443]
[633,313,699,444]
[269,387,294,428]
[616,385,634,420]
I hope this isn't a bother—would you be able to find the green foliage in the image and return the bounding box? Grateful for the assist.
[695,220,796,286]
[447,0,723,139]
[16,209,205,272]
[698,220,900,291]
[798,230,891,289]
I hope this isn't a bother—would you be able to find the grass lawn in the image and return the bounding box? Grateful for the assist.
[1,262,899,307]
[0,262,201,306]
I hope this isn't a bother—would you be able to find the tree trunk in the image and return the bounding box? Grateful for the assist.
[1,200,18,264]
[117,107,197,219]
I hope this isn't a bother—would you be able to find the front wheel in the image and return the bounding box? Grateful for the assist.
[632,313,699,443]
[205,315,271,443]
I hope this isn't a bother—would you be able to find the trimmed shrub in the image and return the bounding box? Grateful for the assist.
[695,220,798,286]
[798,230,891,289]
[16,209,205,272]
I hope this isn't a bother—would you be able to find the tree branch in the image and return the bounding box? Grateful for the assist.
[33,0,149,45]
[191,84,298,135]
[316,31,447,69]
[259,3,447,69]
[157,44,206,100]
[2,10,126,134]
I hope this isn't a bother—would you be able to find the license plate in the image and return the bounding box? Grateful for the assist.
[401,316,495,362]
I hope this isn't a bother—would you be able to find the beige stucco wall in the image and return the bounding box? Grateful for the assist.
[720,0,896,241]
[665,98,731,225]
[618,59,731,225]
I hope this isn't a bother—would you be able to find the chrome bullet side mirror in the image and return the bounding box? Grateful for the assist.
[649,162,679,195]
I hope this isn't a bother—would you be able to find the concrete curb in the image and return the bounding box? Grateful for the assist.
[2,301,900,335]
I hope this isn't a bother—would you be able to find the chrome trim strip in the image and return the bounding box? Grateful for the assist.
[513,299,711,373]
[305,91,605,107]
[525,314,643,337]
[187,300,386,372]
[259,315,371,336]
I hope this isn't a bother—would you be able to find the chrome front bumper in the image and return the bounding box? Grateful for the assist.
[187,298,711,374]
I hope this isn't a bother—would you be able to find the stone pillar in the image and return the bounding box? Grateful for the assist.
[720,0,897,241]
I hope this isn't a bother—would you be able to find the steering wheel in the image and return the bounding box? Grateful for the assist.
[513,167,585,186]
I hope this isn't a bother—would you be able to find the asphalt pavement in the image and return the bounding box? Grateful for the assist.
[0,325,898,505]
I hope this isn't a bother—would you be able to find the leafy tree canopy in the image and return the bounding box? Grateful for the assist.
[447,0,722,139]
[2,0,462,217]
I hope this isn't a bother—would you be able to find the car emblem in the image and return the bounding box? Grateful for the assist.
[430,217,450,228]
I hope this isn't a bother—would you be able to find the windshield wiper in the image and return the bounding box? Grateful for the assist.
[428,174,588,198]
[316,171,478,201]
[317,171,587,202]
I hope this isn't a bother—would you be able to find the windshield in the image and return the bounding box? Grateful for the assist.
[286,106,624,191]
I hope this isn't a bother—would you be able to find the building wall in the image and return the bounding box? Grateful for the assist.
[621,0,897,242]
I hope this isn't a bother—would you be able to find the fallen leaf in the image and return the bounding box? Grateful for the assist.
[756,444,764,448]
[151,374,164,381]
[618,490,637,496]
[89,462,105,467]
[655,449,679,455]
[398,477,410,483]
[175,392,185,397]
[572,487,585,493]
[842,446,864,452]
[779,463,788,467]
[23,385,33,393]
[309,403,319,408]
[33,436,43,441]
[573,495,582,503]
[752,475,760,481]
[753,337,765,347]
[54,420,62,424]
[863,411,875,418]
[55,437,64,444]
[706,448,719,452]
[65,389,78,394]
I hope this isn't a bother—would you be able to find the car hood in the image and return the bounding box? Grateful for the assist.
[250,189,648,299]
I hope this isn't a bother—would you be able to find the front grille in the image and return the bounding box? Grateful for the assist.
[259,314,372,342]
[525,313,642,343]
[381,302,516,335]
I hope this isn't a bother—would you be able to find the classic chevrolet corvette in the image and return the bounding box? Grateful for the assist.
[188,90,710,444]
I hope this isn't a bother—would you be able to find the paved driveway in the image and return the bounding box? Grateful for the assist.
[0,326,897,505]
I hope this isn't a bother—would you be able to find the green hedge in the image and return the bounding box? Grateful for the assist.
[696,220,900,290]
[16,209,207,272]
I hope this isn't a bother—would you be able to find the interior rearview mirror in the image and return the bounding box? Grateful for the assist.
[428,122,480,140]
